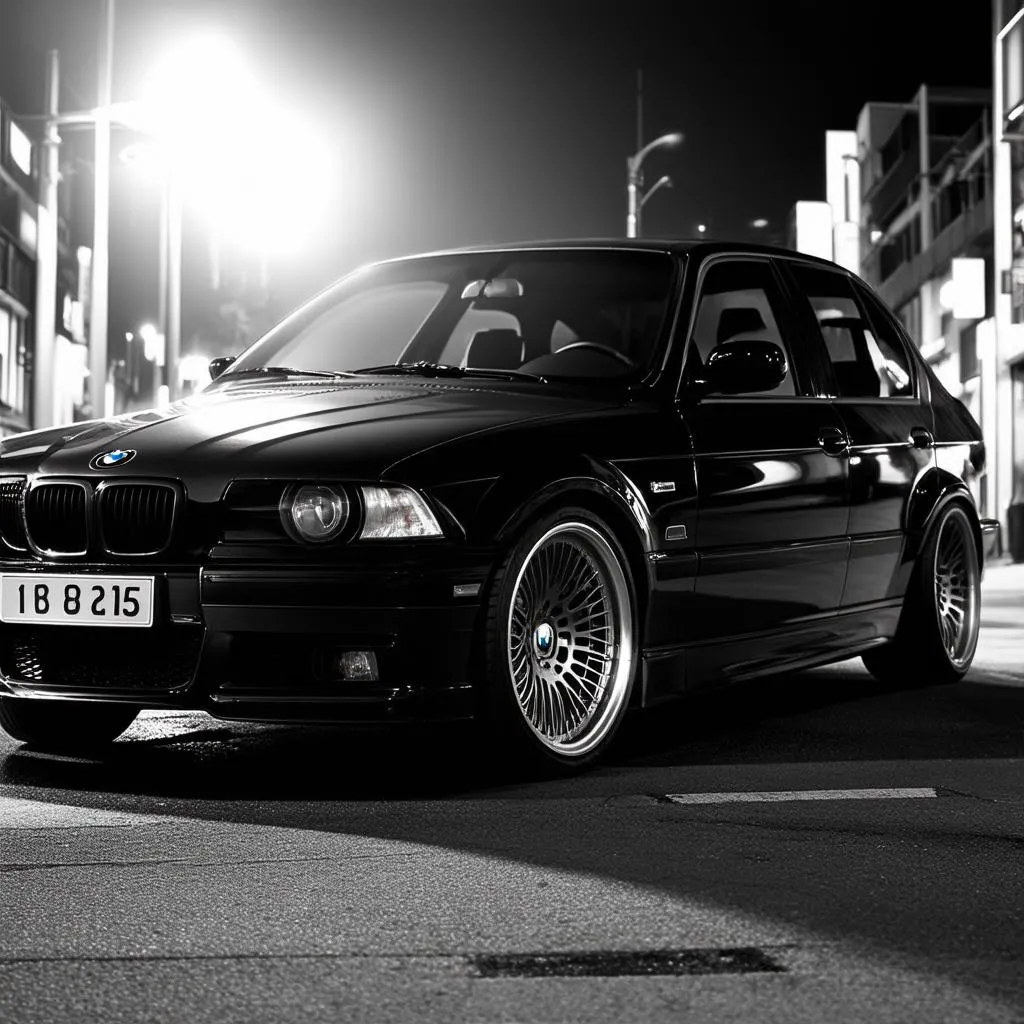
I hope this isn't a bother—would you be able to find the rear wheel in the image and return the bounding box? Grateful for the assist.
[863,504,980,686]
[482,507,639,772]
[0,697,139,752]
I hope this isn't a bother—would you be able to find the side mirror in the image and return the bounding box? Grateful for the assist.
[208,356,236,380]
[696,338,787,395]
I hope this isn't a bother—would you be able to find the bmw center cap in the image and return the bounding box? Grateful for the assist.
[90,448,137,470]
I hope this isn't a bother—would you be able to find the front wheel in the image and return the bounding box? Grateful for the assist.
[863,504,981,686]
[0,697,139,752]
[482,507,639,772]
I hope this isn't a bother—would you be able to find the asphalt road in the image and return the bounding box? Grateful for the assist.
[1,565,1022,1023]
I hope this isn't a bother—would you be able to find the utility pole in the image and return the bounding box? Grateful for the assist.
[164,169,182,402]
[88,0,114,419]
[32,50,60,429]
[627,69,643,238]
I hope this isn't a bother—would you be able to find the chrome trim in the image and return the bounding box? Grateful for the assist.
[664,524,688,541]
[94,479,182,558]
[650,481,676,493]
[23,478,91,559]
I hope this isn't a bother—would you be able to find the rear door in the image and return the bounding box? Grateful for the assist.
[679,255,851,648]
[780,261,931,607]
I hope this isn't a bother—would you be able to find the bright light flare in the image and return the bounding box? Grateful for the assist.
[179,354,211,382]
[139,31,336,257]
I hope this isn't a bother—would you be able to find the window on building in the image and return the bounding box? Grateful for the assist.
[960,322,978,382]
[0,306,27,416]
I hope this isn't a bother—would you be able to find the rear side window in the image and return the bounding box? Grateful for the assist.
[788,265,914,398]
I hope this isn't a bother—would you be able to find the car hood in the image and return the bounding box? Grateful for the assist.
[0,378,617,500]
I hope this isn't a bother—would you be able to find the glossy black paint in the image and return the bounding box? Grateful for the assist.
[0,240,991,725]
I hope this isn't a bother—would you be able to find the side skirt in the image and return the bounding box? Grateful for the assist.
[640,600,903,706]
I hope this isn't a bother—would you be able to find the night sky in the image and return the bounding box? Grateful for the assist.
[0,0,994,355]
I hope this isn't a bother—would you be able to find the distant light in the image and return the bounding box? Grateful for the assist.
[697,223,707,234]
[157,385,170,406]
[179,354,210,382]
[9,120,32,176]
[125,331,134,342]
[752,218,769,229]
[1009,101,1024,123]
[870,229,883,244]
[951,257,986,320]
[938,279,957,312]
[139,322,163,362]
[18,209,37,252]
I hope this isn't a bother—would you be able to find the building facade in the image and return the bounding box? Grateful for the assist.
[0,97,39,436]
[0,95,89,437]
[995,0,1024,557]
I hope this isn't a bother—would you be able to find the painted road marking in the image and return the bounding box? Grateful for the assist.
[664,787,938,805]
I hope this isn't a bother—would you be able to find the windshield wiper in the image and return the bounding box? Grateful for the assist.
[353,361,546,383]
[221,366,353,380]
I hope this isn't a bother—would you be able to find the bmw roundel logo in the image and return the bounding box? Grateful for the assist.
[90,448,137,470]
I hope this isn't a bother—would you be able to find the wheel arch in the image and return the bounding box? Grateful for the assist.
[906,470,983,569]
[479,464,654,706]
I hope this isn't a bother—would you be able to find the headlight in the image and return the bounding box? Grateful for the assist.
[359,485,442,539]
[281,484,351,543]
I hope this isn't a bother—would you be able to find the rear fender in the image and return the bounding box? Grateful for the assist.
[905,470,982,568]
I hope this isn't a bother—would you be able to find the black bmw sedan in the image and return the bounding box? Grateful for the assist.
[0,241,999,769]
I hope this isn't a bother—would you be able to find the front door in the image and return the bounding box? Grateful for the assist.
[678,256,850,663]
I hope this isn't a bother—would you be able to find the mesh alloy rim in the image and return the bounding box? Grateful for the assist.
[932,509,980,669]
[506,521,633,757]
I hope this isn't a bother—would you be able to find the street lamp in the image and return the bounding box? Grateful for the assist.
[640,174,673,210]
[626,131,683,238]
[24,28,334,425]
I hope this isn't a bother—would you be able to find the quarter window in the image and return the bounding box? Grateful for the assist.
[788,265,914,398]
[685,259,796,396]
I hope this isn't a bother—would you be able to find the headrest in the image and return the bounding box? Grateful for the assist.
[717,307,767,343]
[464,328,525,370]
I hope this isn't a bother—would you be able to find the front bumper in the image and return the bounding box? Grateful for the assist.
[0,553,492,723]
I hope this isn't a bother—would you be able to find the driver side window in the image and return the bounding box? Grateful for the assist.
[685,259,796,396]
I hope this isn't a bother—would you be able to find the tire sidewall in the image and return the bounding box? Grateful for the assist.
[908,503,980,679]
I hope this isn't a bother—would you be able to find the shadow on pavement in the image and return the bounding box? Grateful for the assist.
[2,661,1022,1010]
[2,661,1023,800]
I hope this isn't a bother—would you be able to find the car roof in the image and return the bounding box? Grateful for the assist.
[371,238,848,272]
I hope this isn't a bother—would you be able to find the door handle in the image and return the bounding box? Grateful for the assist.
[817,425,849,457]
[910,427,934,449]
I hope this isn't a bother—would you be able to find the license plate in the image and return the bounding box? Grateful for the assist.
[0,574,155,627]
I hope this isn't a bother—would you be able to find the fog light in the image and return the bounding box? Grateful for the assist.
[332,650,379,681]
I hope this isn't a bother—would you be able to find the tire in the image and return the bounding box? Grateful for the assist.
[862,504,981,686]
[0,697,139,752]
[481,506,639,772]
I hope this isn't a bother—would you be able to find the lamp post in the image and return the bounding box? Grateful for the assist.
[640,174,673,211]
[626,131,683,238]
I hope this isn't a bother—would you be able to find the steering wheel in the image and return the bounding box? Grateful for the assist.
[554,342,636,367]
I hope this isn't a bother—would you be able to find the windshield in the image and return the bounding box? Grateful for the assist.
[221,250,677,384]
